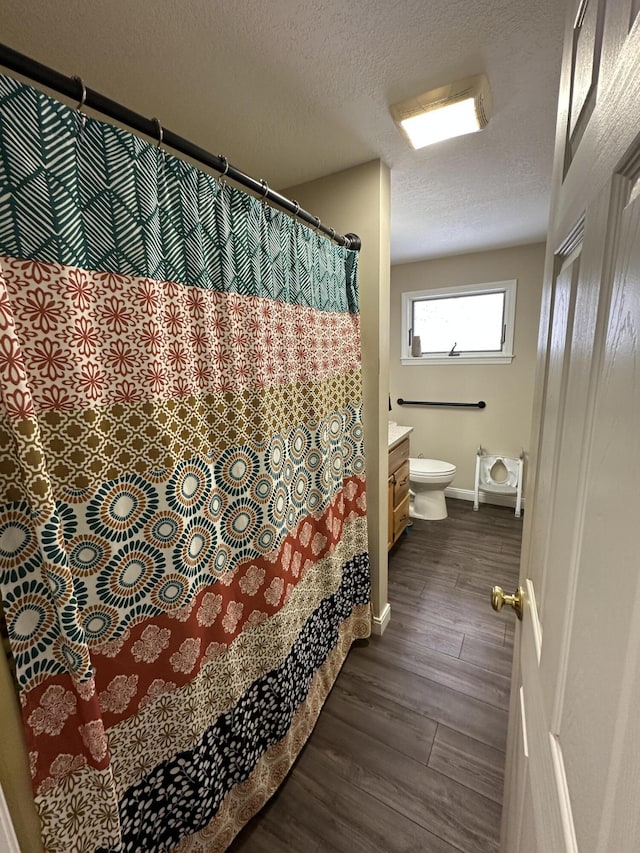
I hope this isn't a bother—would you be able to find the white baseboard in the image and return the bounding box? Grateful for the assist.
[372,602,391,636]
[445,486,525,510]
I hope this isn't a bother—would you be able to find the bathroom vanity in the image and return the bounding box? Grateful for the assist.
[388,424,412,549]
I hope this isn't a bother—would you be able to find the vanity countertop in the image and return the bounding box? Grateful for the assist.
[388,423,413,451]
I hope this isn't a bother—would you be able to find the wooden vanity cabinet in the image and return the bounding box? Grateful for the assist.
[388,436,410,549]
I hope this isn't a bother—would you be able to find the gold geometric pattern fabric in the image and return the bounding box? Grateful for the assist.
[0,370,363,507]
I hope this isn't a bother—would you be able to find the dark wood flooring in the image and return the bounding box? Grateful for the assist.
[230,499,522,852]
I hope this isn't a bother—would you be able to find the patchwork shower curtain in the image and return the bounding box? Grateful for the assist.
[0,74,370,852]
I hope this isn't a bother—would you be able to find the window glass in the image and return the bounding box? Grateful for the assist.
[413,291,505,354]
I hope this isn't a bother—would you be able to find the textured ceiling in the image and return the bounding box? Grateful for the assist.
[0,0,566,263]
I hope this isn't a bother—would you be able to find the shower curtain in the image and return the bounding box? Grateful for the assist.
[0,74,370,852]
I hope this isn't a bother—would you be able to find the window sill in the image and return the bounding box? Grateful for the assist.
[401,354,514,366]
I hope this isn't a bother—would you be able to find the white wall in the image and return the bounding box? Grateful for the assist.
[390,243,545,495]
[285,160,391,630]
[0,646,42,852]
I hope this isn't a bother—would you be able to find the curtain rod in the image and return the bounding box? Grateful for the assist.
[0,43,361,252]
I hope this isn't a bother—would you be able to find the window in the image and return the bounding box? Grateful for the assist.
[401,280,517,365]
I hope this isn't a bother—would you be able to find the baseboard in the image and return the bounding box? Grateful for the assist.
[445,486,525,510]
[371,602,391,636]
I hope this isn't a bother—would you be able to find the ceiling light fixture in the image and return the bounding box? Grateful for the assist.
[391,74,492,149]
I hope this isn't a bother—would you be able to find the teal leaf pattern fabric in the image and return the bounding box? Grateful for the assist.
[0,74,358,313]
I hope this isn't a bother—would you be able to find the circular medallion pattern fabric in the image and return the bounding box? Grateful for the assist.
[0,503,39,580]
[166,459,211,514]
[87,475,158,542]
[2,412,366,685]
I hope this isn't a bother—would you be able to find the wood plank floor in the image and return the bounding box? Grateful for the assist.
[230,499,522,852]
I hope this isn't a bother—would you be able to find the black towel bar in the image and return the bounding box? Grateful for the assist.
[396,399,486,409]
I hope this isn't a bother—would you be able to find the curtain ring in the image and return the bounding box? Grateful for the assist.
[314,216,321,233]
[72,76,87,111]
[291,199,300,217]
[216,155,229,203]
[217,155,229,195]
[151,117,163,148]
[71,76,87,133]
[151,118,166,164]
[329,228,336,242]
[259,179,269,206]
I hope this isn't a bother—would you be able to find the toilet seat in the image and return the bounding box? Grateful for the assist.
[477,456,519,490]
[409,458,456,480]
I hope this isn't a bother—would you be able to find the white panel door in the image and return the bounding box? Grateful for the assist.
[500,2,640,850]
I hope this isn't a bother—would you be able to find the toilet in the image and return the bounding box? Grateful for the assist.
[409,458,457,520]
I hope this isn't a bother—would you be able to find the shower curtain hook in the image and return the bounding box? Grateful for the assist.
[329,227,336,242]
[217,155,229,185]
[72,75,87,111]
[151,117,166,164]
[314,216,321,234]
[216,155,229,205]
[259,179,269,209]
[152,117,163,148]
[71,75,87,132]
[292,199,300,218]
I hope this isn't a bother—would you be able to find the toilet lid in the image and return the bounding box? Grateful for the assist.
[410,458,456,475]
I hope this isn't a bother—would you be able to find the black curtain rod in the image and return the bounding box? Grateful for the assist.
[397,399,487,409]
[0,43,361,252]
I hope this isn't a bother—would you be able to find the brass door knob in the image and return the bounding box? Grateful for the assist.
[491,586,524,620]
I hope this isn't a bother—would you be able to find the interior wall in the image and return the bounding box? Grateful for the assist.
[389,243,545,495]
[0,647,42,852]
[285,160,391,628]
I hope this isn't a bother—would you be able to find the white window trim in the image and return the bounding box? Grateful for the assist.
[401,279,517,366]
